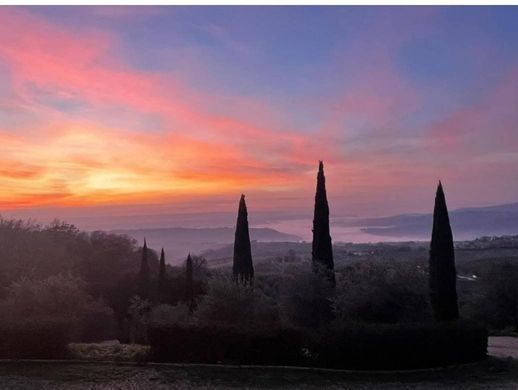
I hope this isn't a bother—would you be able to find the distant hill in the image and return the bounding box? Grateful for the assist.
[112,227,301,264]
[338,202,518,240]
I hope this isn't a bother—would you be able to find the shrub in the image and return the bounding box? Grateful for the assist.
[149,303,192,326]
[468,262,518,330]
[195,275,279,330]
[148,320,487,369]
[127,295,151,344]
[309,320,488,369]
[148,324,303,365]
[0,274,118,342]
[279,265,334,329]
[79,299,119,342]
[333,260,431,324]
[0,318,70,358]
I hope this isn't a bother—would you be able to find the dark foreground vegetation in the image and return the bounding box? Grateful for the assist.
[149,321,487,369]
[0,357,517,389]
[0,163,511,370]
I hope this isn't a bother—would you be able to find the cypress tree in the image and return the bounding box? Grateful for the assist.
[312,161,335,285]
[157,248,167,303]
[232,194,254,284]
[185,253,195,312]
[137,239,150,300]
[429,181,459,321]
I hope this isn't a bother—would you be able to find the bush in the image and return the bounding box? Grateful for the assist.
[279,265,334,329]
[195,275,279,330]
[148,324,303,365]
[0,274,118,343]
[148,320,487,369]
[309,320,488,369]
[0,318,70,358]
[333,260,431,324]
[79,299,119,342]
[149,303,192,326]
[464,262,518,331]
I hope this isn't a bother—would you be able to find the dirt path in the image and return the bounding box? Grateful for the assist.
[488,337,518,359]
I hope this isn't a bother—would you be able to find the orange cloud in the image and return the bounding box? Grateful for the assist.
[2,7,514,217]
[0,9,331,210]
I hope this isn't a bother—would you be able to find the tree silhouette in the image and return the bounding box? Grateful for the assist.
[312,161,335,285]
[232,194,254,284]
[429,181,459,321]
[137,239,150,300]
[185,253,195,312]
[157,248,167,303]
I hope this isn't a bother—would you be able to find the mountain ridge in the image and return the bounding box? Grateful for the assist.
[341,202,518,240]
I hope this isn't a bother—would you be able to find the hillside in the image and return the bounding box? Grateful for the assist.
[335,203,518,240]
[112,227,302,263]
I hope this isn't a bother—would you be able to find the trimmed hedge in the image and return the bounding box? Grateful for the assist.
[148,320,487,369]
[310,320,488,369]
[0,319,71,359]
[148,325,303,365]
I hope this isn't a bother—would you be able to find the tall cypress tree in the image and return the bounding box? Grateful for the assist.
[185,254,195,311]
[429,181,459,321]
[312,161,335,284]
[232,194,254,284]
[157,248,167,303]
[137,239,150,300]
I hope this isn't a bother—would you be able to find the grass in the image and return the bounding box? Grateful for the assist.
[0,357,517,389]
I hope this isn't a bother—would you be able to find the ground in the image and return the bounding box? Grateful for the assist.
[0,337,516,389]
[0,358,516,389]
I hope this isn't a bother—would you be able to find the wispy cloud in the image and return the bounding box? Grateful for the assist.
[0,7,517,216]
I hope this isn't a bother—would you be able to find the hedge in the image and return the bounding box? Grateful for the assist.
[0,319,71,359]
[309,320,488,369]
[148,325,303,365]
[148,320,487,369]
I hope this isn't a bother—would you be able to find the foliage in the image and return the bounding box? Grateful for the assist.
[312,161,334,282]
[0,218,159,330]
[0,318,70,358]
[148,324,302,365]
[333,260,431,324]
[310,319,487,369]
[232,195,254,283]
[148,319,487,369]
[0,274,117,342]
[149,303,192,326]
[429,182,459,320]
[79,299,119,342]
[185,254,195,310]
[195,275,279,330]
[157,248,167,303]
[280,264,334,329]
[137,240,150,300]
[462,262,518,331]
[127,295,151,343]
[0,215,505,367]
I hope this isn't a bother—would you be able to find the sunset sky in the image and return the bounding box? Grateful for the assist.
[1,6,517,224]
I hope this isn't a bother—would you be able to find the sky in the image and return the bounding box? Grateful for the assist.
[0,6,517,227]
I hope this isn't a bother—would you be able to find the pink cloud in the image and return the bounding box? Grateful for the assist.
[0,7,516,216]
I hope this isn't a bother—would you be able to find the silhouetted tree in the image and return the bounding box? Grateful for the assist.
[429,181,459,321]
[157,248,167,303]
[185,254,195,312]
[137,239,150,300]
[312,161,335,285]
[232,194,254,284]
